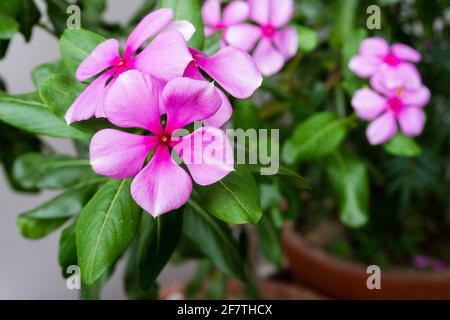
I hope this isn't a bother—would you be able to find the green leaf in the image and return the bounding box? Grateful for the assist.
[13,153,97,190]
[296,25,318,52]
[0,97,89,140]
[197,165,262,224]
[327,152,369,228]
[77,179,141,284]
[257,214,283,267]
[247,164,311,190]
[32,61,69,88]
[342,28,367,95]
[203,31,223,56]
[17,181,100,239]
[383,134,423,157]
[59,28,106,76]
[282,112,348,164]
[160,0,204,49]
[136,211,183,291]
[184,201,245,280]
[0,0,40,41]
[0,14,19,39]
[331,0,359,47]
[59,222,77,278]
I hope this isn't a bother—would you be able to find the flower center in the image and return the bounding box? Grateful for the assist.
[388,96,404,114]
[117,59,126,67]
[383,53,401,67]
[159,134,171,145]
[262,24,276,38]
[215,22,226,30]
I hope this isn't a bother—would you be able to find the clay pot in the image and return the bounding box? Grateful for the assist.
[282,222,450,300]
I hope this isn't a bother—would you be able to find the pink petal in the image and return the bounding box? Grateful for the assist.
[402,86,431,108]
[65,72,111,124]
[173,126,234,186]
[360,37,390,57]
[131,146,193,217]
[366,111,397,145]
[392,43,421,63]
[371,63,422,92]
[205,26,217,37]
[396,63,422,90]
[224,24,261,51]
[202,0,222,27]
[134,31,193,82]
[204,89,233,127]
[398,107,425,137]
[249,0,270,25]
[163,78,221,133]
[90,129,158,179]
[273,26,298,59]
[195,46,263,98]
[223,1,249,25]
[351,88,387,121]
[183,61,205,80]
[104,70,163,134]
[349,55,383,78]
[253,38,285,76]
[76,39,120,82]
[164,20,196,41]
[270,0,294,28]
[124,8,173,57]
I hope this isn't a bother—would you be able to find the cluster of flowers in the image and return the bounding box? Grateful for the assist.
[65,8,267,217]
[202,0,298,76]
[349,37,431,145]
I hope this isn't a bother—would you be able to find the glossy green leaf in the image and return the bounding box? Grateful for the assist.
[0,14,19,39]
[327,152,369,228]
[77,179,141,284]
[257,214,283,267]
[32,61,69,88]
[137,211,183,291]
[160,0,204,49]
[384,134,423,157]
[13,153,97,190]
[197,165,262,224]
[184,201,245,280]
[0,97,89,140]
[282,112,348,164]
[59,222,77,278]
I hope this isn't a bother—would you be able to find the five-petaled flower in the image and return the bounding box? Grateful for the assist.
[65,9,194,124]
[90,70,234,217]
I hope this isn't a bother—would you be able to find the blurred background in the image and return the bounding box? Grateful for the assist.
[0,0,195,299]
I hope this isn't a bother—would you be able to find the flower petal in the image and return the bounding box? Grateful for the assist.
[76,39,120,82]
[195,46,263,98]
[349,55,382,78]
[360,37,390,57]
[90,129,158,179]
[249,0,270,25]
[371,63,422,92]
[253,38,285,76]
[224,24,261,51]
[173,126,234,186]
[104,70,163,134]
[351,88,387,121]
[65,72,111,124]
[124,8,173,57]
[270,0,294,28]
[131,146,193,217]
[398,107,426,137]
[164,78,221,132]
[202,0,222,27]
[135,31,193,82]
[164,20,196,42]
[223,0,249,25]
[392,43,421,63]
[273,26,298,58]
[402,86,431,108]
[366,111,397,145]
[204,89,233,127]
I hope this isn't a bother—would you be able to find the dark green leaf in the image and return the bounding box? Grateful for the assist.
[257,214,283,267]
[0,14,19,39]
[32,61,69,88]
[59,222,77,277]
[77,179,141,284]
[384,134,423,157]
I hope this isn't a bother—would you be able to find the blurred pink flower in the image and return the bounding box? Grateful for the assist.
[90,71,234,217]
[349,37,422,91]
[184,46,262,127]
[65,9,193,124]
[351,84,430,145]
[225,0,298,76]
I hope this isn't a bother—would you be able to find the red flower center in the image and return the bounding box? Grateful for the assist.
[159,134,171,145]
[388,96,404,114]
[215,22,226,30]
[262,25,276,38]
[383,53,401,67]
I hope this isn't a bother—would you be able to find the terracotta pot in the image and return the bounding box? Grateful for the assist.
[159,278,326,300]
[282,222,450,300]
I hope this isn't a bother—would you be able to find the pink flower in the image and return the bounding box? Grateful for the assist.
[351,84,430,145]
[202,0,250,43]
[90,70,234,217]
[183,46,263,127]
[65,9,193,124]
[349,37,422,91]
[225,0,298,76]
